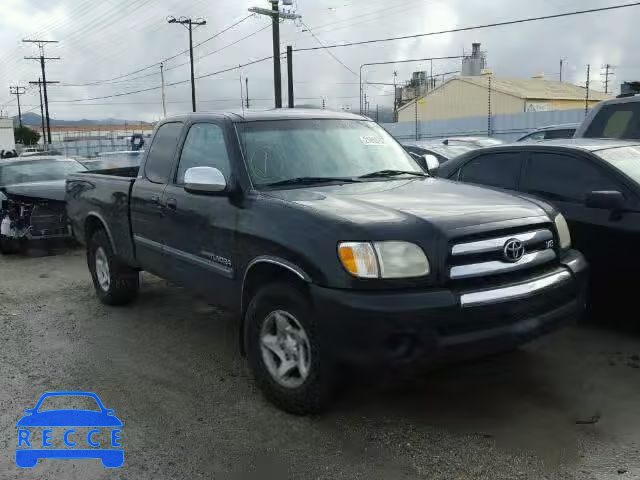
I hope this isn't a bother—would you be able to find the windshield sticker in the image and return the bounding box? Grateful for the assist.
[360,135,385,146]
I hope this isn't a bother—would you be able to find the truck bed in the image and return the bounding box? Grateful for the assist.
[66,169,138,266]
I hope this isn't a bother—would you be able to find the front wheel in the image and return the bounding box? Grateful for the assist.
[88,229,139,305]
[245,282,335,415]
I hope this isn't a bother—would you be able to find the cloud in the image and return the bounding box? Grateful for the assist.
[0,0,637,121]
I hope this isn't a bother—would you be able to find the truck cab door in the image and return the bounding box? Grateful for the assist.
[160,121,237,308]
[130,121,183,277]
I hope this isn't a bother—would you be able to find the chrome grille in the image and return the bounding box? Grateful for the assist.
[29,204,67,236]
[449,228,556,280]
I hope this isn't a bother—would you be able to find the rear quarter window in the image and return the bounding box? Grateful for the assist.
[584,103,640,139]
[144,122,183,183]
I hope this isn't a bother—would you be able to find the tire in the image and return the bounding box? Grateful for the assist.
[87,229,139,305]
[0,235,21,254]
[245,282,334,415]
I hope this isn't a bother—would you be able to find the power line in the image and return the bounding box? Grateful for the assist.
[163,23,271,73]
[293,2,640,52]
[64,14,255,87]
[51,55,276,103]
[298,21,357,77]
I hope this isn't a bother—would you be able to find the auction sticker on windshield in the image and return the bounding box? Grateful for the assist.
[15,391,123,468]
[360,135,385,146]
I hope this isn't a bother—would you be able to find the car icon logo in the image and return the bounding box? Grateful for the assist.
[15,391,123,468]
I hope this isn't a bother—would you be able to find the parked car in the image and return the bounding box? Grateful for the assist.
[437,139,640,312]
[516,123,579,142]
[81,151,143,170]
[0,156,87,253]
[67,110,587,414]
[402,140,476,164]
[441,136,504,148]
[575,94,640,140]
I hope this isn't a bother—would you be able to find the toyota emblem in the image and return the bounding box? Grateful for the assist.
[503,238,525,262]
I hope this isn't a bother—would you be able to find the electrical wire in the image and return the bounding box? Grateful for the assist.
[297,21,357,77]
[63,14,256,86]
[293,2,640,52]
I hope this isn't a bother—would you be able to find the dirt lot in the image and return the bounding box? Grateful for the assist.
[1,247,640,479]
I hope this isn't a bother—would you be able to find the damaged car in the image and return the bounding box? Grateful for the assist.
[0,156,87,253]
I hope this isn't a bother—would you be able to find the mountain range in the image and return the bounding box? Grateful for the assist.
[14,112,151,127]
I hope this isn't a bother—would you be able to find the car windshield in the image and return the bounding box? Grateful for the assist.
[594,146,640,184]
[0,159,86,185]
[36,395,101,412]
[236,119,422,187]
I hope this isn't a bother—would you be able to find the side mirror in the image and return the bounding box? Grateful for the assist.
[184,166,227,194]
[409,152,439,174]
[585,190,625,210]
[422,154,440,174]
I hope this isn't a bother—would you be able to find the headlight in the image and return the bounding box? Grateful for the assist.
[338,241,430,279]
[554,213,571,250]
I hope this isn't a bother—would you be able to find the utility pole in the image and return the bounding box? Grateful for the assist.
[160,62,167,117]
[287,45,294,108]
[37,78,45,142]
[249,2,300,109]
[9,86,26,128]
[245,77,250,109]
[167,16,206,112]
[488,73,493,136]
[393,71,398,122]
[375,104,379,123]
[585,64,590,117]
[559,58,564,82]
[23,39,59,145]
[601,63,615,94]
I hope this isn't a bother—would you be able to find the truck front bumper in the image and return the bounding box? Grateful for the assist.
[311,250,588,366]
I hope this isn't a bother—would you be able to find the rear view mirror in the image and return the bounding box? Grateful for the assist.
[184,166,227,194]
[585,190,625,210]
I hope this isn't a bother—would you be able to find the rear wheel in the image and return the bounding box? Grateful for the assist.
[88,229,139,305]
[245,282,335,415]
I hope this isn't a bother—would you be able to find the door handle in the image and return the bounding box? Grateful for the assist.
[166,198,177,211]
[150,194,161,204]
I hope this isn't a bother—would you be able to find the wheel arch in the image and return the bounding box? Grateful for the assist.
[84,212,117,253]
[239,256,312,355]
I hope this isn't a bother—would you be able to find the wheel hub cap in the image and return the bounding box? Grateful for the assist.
[95,247,110,291]
[260,310,311,388]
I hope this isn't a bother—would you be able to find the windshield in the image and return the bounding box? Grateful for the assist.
[595,146,640,184]
[0,159,86,185]
[236,119,421,187]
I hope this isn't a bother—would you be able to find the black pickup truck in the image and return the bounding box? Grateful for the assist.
[66,110,588,414]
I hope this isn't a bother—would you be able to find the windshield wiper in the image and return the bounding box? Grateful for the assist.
[263,176,361,187]
[358,169,428,179]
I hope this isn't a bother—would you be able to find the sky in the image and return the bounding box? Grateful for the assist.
[0,0,638,122]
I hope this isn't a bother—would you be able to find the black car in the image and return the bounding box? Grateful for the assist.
[437,139,640,311]
[0,156,87,253]
[66,110,587,414]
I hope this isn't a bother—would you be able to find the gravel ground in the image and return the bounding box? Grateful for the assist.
[1,247,640,479]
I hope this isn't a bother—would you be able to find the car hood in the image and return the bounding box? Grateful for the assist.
[16,409,123,427]
[265,178,548,234]
[1,180,66,202]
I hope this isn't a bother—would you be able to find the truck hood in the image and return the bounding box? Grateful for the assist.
[1,180,67,202]
[265,178,548,233]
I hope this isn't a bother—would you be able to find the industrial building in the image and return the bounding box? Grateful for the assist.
[396,43,611,123]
